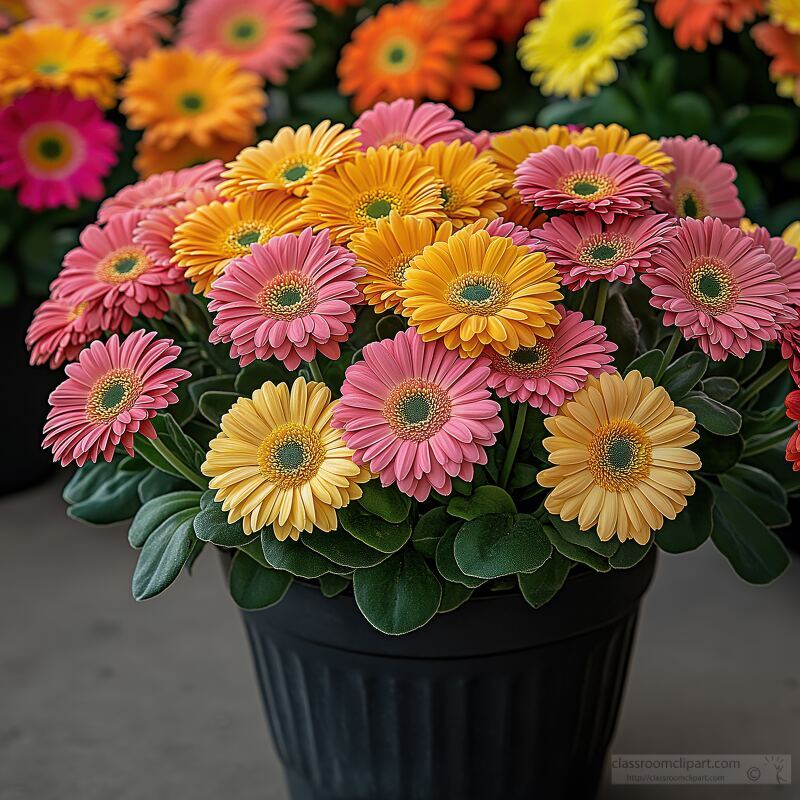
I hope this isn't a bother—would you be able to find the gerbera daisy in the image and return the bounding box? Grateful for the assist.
[445,36,501,112]
[218,121,361,199]
[487,306,617,415]
[515,145,663,223]
[642,216,794,360]
[43,330,190,467]
[26,295,104,368]
[786,390,800,470]
[208,228,365,369]
[28,0,173,63]
[477,216,542,248]
[348,212,455,313]
[531,212,676,290]
[177,0,313,83]
[399,228,563,359]
[54,212,187,331]
[779,322,800,385]
[98,161,223,223]
[769,0,800,32]
[517,0,646,99]
[538,370,701,544]
[171,191,305,294]
[487,124,573,192]
[775,73,800,104]
[573,123,674,173]
[655,0,763,51]
[744,224,800,314]
[299,146,445,244]
[0,89,119,211]
[752,21,800,78]
[497,196,549,230]
[133,131,247,178]
[353,98,471,151]
[654,136,744,225]
[202,378,371,539]
[0,23,121,107]
[0,0,27,31]
[784,220,800,250]
[419,140,506,227]
[120,47,266,149]
[332,328,503,501]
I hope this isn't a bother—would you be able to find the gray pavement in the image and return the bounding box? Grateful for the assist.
[1,476,798,799]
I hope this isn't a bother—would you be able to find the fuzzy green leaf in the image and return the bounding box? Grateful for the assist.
[303,528,389,569]
[193,490,251,547]
[337,504,412,553]
[661,351,708,398]
[412,507,449,558]
[518,551,571,609]
[656,479,714,553]
[447,485,516,521]
[228,551,291,610]
[681,393,741,435]
[357,480,411,523]
[260,532,341,579]
[435,523,485,588]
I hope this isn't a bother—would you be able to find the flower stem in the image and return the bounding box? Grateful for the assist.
[308,358,324,384]
[149,437,207,490]
[738,360,789,407]
[593,281,609,325]
[500,403,528,489]
[655,329,682,384]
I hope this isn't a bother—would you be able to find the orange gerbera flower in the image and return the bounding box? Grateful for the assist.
[133,131,248,177]
[423,0,541,42]
[753,21,800,76]
[655,0,763,51]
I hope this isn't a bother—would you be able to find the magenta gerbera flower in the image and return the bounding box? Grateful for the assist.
[0,89,119,211]
[482,216,540,249]
[26,295,104,368]
[654,136,744,226]
[208,228,365,369]
[177,0,313,83]
[53,212,188,332]
[642,216,795,361]
[744,224,800,318]
[332,328,503,501]
[43,330,191,466]
[779,322,800,386]
[486,306,617,415]
[98,160,223,223]
[354,98,471,150]
[514,145,663,223]
[531,212,676,290]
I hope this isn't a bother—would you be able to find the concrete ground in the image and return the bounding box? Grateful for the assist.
[1,476,798,800]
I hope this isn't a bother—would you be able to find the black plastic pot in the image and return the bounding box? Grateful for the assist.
[239,549,656,800]
[0,298,59,496]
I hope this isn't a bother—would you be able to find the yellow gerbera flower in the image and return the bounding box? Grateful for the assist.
[171,192,304,295]
[399,228,563,359]
[0,24,121,107]
[538,371,701,545]
[299,146,445,244]
[202,378,371,540]
[768,0,800,33]
[120,47,266,149]
[518,0,646,100]
[739,217,759,234]
[783,220,800,253]
[133,131,248,178]
[349,212,456,313]
[418,140,506,227]
[218,121,362,199]
[573,123,674,173]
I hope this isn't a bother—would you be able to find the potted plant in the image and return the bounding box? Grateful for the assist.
[29,106,796,799]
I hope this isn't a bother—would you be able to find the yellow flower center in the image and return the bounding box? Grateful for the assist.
[224,14,265,48]
[448,272,512,315]
[379,37,418,74]
[559,171,616,201]
[383,379,452,441]
[68,301,88,322]
[440,183,463,212]
[353,191,403,227]
[257,423,325,487]
[492,343,553,378]
[86,369,142,423]
[588,419,652,492]
[256,272,318,319]
[684,257,739,315]
[578,233,634,266]
[675,184,707,219]
[387,252,415,286]
[97,247,152,284]
[220,221,275,258]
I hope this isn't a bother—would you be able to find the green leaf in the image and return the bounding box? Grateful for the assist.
[303,528,390,569]
[508,463,539,491]
[319,573,350,598]
[660,351,708,399]
[412,507,449,558]
[435,523,485,588]
[129,491,203,548]
[193,490,251,547]
[437,579,473,613]
[132,508,198,601]
[198,391,240,426]
[353,549,442,635]
[681,393,741,435]
[234,361,293,396]
[152,413,207,472]
[447,485,516,521]
[63,459,118,505]
[543,523,611,572]
[0,264,18,306]
[188,375,236,406]
[67,469,146,525]
[625,349,664,379]
[664,92,712,137]
[138,470,192,503]
[609,539,653,569]
[710,483,790,584]
[228,551,291,610]
[453,513,552,579]
[656,479,714,553]
[701,377,739,403]
[357,480,411,523]
[260,532,341,579]
[719,464,790,528]
[518,551,571,609]
[337,504,412,553]
[548,514,620,557]
[602,293,639,370]
[695,432,744,474]
[731,106,798,161]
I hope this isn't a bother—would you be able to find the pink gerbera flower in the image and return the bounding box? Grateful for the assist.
[98,160,223,223]
[483,216,540,249]
[531,212,676,290]
[744,225,800,317]
[208,228,365,369]
[0,89,119,211]
[332,328,503,501]
[177,0,313,83]
[642,216,795,360]
[654,136,744,226]
[26,295,104,368]
[53,212,188,331]
[43,330,190,466]
[133,184,222,266]
[28,0,173,63]
[354,98,472,150]
[779,322,800,386]
[515,145,663,223]
[486,306,617,415]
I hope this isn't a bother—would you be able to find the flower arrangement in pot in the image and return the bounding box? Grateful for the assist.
[30,102,797,799]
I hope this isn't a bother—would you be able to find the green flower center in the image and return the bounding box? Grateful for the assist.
[276,287,302,307]
[100,381,127,410]
[38,137,64,161]
[572,30,594,49]
[275,441,306,471]
[36,62,61,75]
[388,46,407,64]
[510,346,546,367]
[237,229,261,247]
[682,193,699,218]
[366,199,393,219]
[588,243,618,261]
[573,181,599,196]
[283,164,308,182]
[698,273,722,299]
[83,4,117,23]
[398,394,431,425]
[179,92,205,113]
[460,283,492,303]
[113,256,138,275]
[606,438,635,470]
